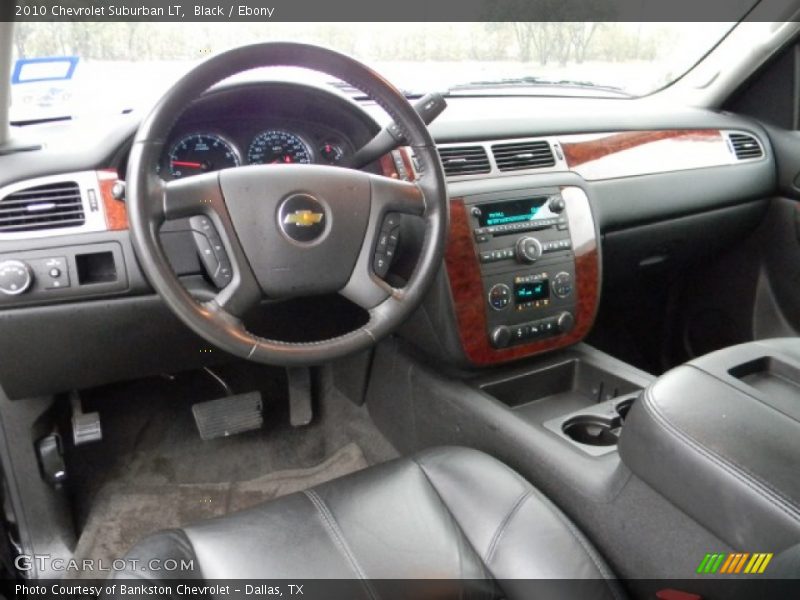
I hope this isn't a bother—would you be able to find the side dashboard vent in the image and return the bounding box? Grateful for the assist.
[438,145,491,177]
[492,140,556,171]
[728,133,764,160]
[0,181,85,233]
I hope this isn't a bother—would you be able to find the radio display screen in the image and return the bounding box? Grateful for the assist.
[514,280,550,304]
[478,197,553,227]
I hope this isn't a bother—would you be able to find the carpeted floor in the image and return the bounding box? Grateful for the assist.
[63,362,398,576]
[69,443,367,578]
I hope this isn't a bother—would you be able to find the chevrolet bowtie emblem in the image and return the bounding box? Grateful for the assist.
[283,210,324,227]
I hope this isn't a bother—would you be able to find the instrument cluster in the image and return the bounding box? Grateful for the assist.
[161,125,352,180]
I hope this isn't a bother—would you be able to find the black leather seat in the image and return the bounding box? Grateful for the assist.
[114,447,624,599]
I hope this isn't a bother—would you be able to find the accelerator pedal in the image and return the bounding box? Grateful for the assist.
[192,392,263,441]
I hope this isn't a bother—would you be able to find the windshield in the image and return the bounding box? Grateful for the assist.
[10,22,738,123]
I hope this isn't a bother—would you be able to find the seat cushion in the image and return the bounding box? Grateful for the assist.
[113,447,624,599]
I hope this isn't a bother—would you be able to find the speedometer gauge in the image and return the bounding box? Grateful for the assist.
[247,130,312,165]
[168,133,240,179]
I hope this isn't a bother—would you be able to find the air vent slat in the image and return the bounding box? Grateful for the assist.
[0,201,83,214]
[437,145,491,177]
[728,133,764,161]
[0,219,87,232]
[4,186,83,198]
[0,182,85,233]
[0,197,84,208]
[0,209,86,221]
[492,140,556,171]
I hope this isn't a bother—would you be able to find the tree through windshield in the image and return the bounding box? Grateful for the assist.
[11,22,735,122]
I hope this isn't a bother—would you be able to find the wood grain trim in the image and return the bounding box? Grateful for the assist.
[97,169,128,231]
[560,129,728,180]
[444,188,599,366]
[379,148,415,180]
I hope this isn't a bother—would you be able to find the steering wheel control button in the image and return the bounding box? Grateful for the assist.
[552,271,574,298]
[278,194,328,244]
[190,217,233,288]
[488,283,511,311]
[0,260,34,295]
[373,213,402,280]
[373,254,390,278]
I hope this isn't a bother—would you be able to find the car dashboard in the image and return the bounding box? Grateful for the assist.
[0,79,777,398]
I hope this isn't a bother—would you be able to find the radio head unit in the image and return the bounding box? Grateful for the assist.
[473,192,567,238]
[477,196,559,228]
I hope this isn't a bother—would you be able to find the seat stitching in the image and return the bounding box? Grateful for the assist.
[303,489,378,600]
[415,453,622,600]
[527,487,625,600]
[484,489,533,565]
[411,456,493,584]
[643,388,800,523]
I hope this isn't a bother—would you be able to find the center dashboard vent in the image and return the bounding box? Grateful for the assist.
[728,133,764,160]
[492,140,556,171]
[437,145,491,177]
[0,181,85,233]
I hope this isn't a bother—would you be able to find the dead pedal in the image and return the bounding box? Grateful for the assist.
[192,392,263,441]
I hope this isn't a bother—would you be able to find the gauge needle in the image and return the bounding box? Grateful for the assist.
[171,160,204,168]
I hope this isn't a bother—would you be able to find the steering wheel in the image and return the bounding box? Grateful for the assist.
[126,43,448,365]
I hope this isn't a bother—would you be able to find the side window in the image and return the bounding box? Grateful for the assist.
[725,44,797,129]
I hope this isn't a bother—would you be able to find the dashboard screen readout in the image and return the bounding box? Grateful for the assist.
[514,279,550,304]
[478,197,556,227]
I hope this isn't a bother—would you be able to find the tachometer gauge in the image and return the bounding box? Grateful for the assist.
[168,133,240,179]
[247,130,312,165]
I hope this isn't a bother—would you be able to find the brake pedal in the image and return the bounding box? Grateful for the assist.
[192,392,263,440]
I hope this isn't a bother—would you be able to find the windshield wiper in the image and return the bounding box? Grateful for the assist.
[447,76,632,97]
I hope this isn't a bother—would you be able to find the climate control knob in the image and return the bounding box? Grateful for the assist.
[487,283,511,311]
[490,326,512,348]
[552,271,573,298]
[0,260,33,295]
[515,237,543,264]
[557,311,575,333]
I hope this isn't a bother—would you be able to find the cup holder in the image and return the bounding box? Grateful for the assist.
[615,398,635,421]
[562,416,621,446]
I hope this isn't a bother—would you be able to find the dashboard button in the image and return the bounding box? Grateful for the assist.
[557,311,575,333]
[490,326,511,348]
[552,271,573,298]
[515,237,543,263]
[488,283,511,311]
[373,254,390,278]
[0,260,33,295]
[548,195,566,213]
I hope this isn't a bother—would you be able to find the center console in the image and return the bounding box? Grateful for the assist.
[619,338,800,552]
[445,185,600,366]
[472,189,577,347]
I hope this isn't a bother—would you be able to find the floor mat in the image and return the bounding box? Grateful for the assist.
[69,442,368,578]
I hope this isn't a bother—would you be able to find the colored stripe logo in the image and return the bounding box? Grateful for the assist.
[696,552,773,574]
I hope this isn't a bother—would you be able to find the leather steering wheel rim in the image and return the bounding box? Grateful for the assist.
[126,43,448,366]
